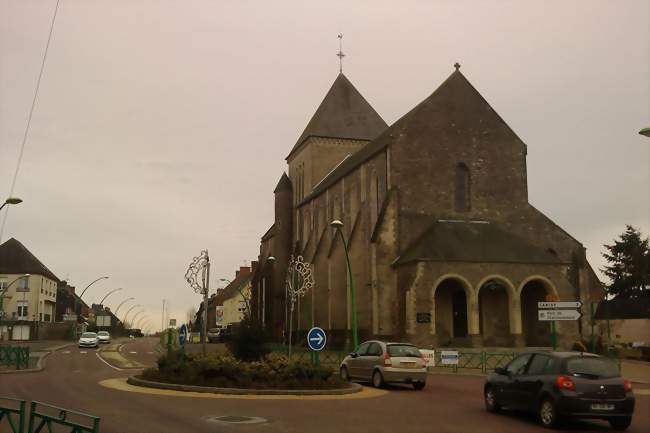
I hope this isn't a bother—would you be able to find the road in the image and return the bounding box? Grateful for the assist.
[1,337,648,433]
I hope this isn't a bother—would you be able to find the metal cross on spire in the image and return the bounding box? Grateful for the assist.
[337,34,345,73]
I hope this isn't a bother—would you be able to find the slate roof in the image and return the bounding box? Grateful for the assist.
[274,172,292,193]
[287,73,387,160]
[300,68,522,206]
[0,238,59,282]
[595,296,650,320]
[394,220,564,266]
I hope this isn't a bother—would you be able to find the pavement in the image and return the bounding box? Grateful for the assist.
[0,337,649,433]
[622,360,650,384]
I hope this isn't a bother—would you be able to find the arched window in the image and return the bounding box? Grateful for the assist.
[455,163,470,211]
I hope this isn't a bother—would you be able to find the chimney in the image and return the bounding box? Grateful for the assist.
[239,266,251,276]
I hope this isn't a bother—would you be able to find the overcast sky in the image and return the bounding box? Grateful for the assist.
[1,0,648,331]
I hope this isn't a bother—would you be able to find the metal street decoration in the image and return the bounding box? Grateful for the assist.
[285,254,314,356]
[185,249,210,354]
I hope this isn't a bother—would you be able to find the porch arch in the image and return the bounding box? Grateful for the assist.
[475,275,516,346]
[430,274,475,342]
[518,276,559,347]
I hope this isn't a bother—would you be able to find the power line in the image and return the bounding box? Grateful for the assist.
[0,0,61,243]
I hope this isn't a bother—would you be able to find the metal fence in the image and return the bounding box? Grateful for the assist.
[0,398,100,433]
[0,346,30,370]
[433,351,519,373]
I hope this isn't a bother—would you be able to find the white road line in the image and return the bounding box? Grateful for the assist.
[79,351,87,354]
[95,352,124,371]
[63,351,71,354]
[129,351,137,354]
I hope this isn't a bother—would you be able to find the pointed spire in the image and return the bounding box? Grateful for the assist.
[287,74,387,160]
[274,172,292,193]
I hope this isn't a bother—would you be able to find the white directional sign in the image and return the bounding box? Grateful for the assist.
[538,309,582,321]
[538,301,582,309]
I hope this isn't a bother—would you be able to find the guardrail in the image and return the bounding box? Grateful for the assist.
[0,399,100,433]
[0,397,25,433]
[0,346,30,370]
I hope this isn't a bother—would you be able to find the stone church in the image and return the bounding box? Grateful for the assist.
[250,65,603,348]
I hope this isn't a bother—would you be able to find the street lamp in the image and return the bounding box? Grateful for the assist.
[134,315,147,329]
[76,276,109,315]
[0,273,30,316]
[0,197,23,212]
[130,310,145,328]
[98,288,123,306]
[331,219,358,350]
[123,304,141,326]
[113,297,134,317]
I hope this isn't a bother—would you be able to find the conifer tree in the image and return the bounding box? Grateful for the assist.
[601,225,650,298]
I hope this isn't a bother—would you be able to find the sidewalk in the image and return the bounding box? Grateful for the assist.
[0,339,76,374]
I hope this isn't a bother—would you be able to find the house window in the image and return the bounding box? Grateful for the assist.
[17,302,28,319]
[17,278,29,292]
[455,163,471,211]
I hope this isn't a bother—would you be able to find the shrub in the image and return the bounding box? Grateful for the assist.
[225,319,270,362]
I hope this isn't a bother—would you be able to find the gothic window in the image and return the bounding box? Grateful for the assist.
[455,163,471,211]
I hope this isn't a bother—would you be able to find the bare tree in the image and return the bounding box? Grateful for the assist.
[187,307,197,324]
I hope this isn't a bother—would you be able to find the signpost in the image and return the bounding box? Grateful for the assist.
[307,326,326,366]
[179,324,187,347]
[440,350,459,365]
[538,298,583,350]
[420,349,435,367]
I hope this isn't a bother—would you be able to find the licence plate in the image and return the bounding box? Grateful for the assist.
[591,403,615,411]
[400,362,418,369]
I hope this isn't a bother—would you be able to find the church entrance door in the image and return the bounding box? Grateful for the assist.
[452,290,468,338]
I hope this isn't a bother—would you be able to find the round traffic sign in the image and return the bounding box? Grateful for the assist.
[179,324,188,346]
[307,327,327,351]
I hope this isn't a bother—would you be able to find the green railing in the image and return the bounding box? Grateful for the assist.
[433,350,520,373]
[28,401,100,433]
[0,346,30,370]
[0,397,26,433]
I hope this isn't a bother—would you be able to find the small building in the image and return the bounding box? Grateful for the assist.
[219,268,252,326]
[0,238,60,340]
[595,296,650,347]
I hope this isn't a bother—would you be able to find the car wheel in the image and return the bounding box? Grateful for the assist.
[413,382,425,391]
[608,417,632,430]
[484,386,500,413]
[340,366,350,382]
[539,398,559,429]
[372,370,384,388]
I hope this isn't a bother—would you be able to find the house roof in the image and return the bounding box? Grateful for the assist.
[300,67,523,206]
[394,220,564,266]
[261,224,276,242]
[0,238,59,282]
[287,73,387,160]
[213,273,252,305]
[595,296,650,320]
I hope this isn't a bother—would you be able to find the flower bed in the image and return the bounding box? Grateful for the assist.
[141,351,346,390]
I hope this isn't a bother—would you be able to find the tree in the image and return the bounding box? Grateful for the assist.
[187,307,197,324]
[601,225,650,299]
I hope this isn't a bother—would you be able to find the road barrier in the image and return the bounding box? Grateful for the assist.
[0,397,25,433]
[432,351,519,373]
[0,346,30,370]
[0,398,100,433]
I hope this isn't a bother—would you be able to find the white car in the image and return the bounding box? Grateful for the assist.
[97,331,111,344]
[78,332,99,348]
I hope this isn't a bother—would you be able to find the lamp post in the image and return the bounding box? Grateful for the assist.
[331,219,358,350]
[130,310,145,328]
[113,297,134,318]
[122,304,141,328]
[98,288,123,307]
[134,315,147,329]
[0,197,22,212]
[0,273,30,318]
[185,250,210,355]
[76,276,109,316]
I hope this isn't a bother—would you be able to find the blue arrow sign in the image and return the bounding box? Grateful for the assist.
[179,324,188,346]
[307,327,327,351]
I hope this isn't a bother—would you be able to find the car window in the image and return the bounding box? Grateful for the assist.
[566,357,619,378]
[356,343,370,356]
[526,354,550,375]
[387,344,421,357]
[81,333,96,338]
[505,354,532,376]
[366,343,382,356]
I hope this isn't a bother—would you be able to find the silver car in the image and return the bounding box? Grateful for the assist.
[78,332,99,348]
[339,340,428,390]
[97,331,111,344]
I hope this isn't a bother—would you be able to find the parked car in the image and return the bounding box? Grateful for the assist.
[339,340,427,390]
[207,327,222,343]
[78,332,99,348]
[97,331,111,344]
[484,351,634,430]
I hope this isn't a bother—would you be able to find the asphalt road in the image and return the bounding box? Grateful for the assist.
[1,338,648,433]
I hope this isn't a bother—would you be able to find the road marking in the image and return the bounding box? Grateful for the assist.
[79,351,87,354]
[62,351,70,354]
[99,378,388,401]
[95,352,124,371]
[129,351,137,354]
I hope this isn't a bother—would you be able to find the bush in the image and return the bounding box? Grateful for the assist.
[225,319,270,362]
[141,351,340,390]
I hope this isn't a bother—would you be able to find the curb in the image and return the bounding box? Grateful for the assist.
[127,375,363,396]
[97,343,145,370]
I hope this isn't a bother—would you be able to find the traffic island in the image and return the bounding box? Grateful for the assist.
[127,375,362,395]
[136,351,358,395]
[97,343,144,370]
